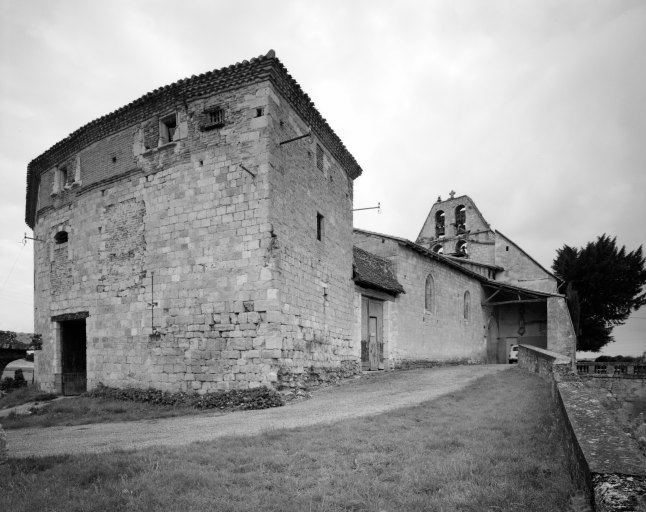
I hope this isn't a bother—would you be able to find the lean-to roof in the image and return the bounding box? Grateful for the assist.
[353,246,405,295]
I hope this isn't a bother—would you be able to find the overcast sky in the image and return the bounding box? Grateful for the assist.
[1,0,644,356]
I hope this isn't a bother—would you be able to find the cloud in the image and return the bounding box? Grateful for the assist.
[1,0,644,350]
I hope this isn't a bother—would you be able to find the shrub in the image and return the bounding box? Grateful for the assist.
[86,384,284,411]
[0,374,28,393]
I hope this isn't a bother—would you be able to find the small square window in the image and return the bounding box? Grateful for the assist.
[316,144,324,171]
[316,212,324,241]
[160,114,177,144]
[208,109,224,125]
[54,231,68,244]
[201,107,225,130]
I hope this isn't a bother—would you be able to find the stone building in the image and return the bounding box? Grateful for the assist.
[26,52,576,395]
[416,192,556,294]
[25,50,363,394]
[351,193,576,370]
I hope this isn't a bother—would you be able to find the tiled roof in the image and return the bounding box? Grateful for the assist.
[25,50,363,228]
[353,228,562,298]
[353,246,405,295]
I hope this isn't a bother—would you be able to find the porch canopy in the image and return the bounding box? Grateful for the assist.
[481,281,556,307]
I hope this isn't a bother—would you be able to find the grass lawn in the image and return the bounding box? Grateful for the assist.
[1,369,580,511]
[0,385,57,412]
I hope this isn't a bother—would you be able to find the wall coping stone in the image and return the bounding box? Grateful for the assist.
[558,380,646,476]
[519,344,570,364]
[520,344,646,511]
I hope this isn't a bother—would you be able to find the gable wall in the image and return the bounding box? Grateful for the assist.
[494,234,558,293]
[416,196,495,264]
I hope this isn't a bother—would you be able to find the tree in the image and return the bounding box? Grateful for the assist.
[552,235,646,352]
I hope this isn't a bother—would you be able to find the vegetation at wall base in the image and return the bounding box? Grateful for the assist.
[553,234,646,352]
[85,384,284,410]
[0,373,27,393]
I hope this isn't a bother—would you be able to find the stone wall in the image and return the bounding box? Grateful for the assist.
[262,84,357,386]
[494,232,558,294]
[519,345,646,511]
[547,296,577,361]
[353,232,489,367]
[579,373,646,436]
[33,79,358,393]
[415,195,496,264]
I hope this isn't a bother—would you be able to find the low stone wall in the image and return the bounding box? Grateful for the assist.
[519,345,646,511]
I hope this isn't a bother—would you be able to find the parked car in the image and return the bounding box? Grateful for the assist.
[509,345,519,364]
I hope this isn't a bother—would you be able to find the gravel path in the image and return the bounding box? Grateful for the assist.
[7,365,510,458]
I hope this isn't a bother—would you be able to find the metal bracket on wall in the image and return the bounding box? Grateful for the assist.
[239,164,256,178]
[148,271,158,336]
[353,202,381,213]
[22,233,46,244]
[279,131,311,145]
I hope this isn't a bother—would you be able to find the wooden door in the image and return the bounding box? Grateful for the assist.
[361,297,384,371]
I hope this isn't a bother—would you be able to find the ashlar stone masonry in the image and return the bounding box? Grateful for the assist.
[26,51,363,393]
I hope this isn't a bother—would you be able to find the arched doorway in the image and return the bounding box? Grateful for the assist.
[486,316,499,363]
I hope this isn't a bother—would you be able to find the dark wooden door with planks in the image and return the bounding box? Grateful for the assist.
[361,297,384,371]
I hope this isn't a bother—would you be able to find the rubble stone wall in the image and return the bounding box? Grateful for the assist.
[33,80,358,393]
[267,89,358,386]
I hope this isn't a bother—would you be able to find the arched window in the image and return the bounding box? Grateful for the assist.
[54,231,68,244]
[463,291,471,320]
[425,274,435,312]
[455,240,467,256]
[435,210,445,237]
[455,205,466,234]
[431,244,443,254]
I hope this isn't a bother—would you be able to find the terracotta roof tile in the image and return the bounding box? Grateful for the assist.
[353,246,405,295]
[25,50,363,228]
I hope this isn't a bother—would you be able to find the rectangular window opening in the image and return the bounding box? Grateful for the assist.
[53,166,68,194]
[316,212,324,241]
[316,144,324,172]
[202,107,225,130]
[160,114,177,144]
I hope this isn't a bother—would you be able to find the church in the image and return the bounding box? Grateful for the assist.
[352,191,575,371]
[25,51,575,394]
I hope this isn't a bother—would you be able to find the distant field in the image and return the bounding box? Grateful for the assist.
[1,369,580,512]
[1,359,34,382]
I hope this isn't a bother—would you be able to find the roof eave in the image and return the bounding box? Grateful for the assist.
[26,50,363,229]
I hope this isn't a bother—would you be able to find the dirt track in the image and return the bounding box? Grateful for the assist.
[7,365,510,458]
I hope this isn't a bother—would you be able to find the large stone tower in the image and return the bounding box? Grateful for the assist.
[25,50,363,394]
